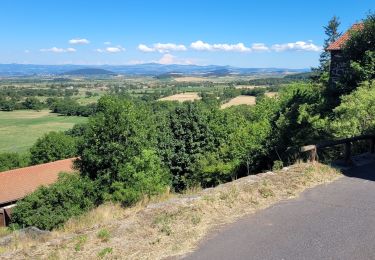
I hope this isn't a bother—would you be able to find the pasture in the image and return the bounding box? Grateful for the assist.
[221,95,256,109]
[0,110,86,153]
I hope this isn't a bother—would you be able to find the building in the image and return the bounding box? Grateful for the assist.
[327,23,363,85]
[0,158,76,226]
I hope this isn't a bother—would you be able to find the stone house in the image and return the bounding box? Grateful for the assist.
[327,23,364,85]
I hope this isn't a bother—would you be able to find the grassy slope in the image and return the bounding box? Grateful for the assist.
[0,163,341,259]
[0,110,86,153]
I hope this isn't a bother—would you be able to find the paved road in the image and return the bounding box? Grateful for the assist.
[185,162,375,260]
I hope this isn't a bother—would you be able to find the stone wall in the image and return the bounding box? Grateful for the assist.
[329,50,349,86]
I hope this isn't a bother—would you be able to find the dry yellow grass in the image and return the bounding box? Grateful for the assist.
[173,77,208,82]
[265,92,278,98]
[0,110,51,119]
[158,92,201,102]
[234,85,265,89]
[221,95,256,109]
[1,163,341,260]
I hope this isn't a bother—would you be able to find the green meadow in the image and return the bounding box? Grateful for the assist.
[0,110,86,153]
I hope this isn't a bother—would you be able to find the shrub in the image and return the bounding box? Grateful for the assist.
[30,131,78,164]
[105,149,170,206]
[0,152,30,171]
[10,173,98,230]
[97,229,110,242]
[272,160,284,171]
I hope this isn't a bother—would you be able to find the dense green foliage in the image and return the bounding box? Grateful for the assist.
[30,131,78,164]
[332,80,375,137]
[104,149,170,206]
[77,96,156,193]
[0,152,29,171]
[10,173,97,230]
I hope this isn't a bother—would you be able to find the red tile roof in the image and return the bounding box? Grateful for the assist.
[327,23,364,51]
[0,158,76,205]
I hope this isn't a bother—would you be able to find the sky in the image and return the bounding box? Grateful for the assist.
[0,0,373,68]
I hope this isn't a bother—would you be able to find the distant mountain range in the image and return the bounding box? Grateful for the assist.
[0,63,309,77]
[61,68,116,76]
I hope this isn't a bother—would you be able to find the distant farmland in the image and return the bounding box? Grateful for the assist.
[221,95,256,109]
[0,110,86,153]
[158,92,201,102]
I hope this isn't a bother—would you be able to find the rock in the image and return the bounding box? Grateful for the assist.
[0,227,50,246]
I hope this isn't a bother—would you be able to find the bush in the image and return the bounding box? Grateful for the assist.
[10,173,98,230]
[105,149,170,206]
[332,80,375,137]
[0,152,30,171]
[30,131,78,164]
[272,160,284,171]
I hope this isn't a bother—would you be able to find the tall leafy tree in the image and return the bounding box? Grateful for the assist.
[158,102,215,190]
[77,96,157,193]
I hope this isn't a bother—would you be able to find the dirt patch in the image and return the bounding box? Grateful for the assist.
[221,95,256,109]
[158,93,201,102]
[0,163,341,260]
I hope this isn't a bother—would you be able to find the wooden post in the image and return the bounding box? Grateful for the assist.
[310,146,317,162]
[344,142,352,163]
[370,138,375,154]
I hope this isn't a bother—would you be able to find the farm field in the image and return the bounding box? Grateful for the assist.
[221,95,256,109]
[0,110,86,153]
[158,92,201,102]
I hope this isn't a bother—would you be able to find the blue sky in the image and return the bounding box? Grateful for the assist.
[0,0,373,68]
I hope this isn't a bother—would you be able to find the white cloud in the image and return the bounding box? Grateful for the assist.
[251,43,269,52]
[190,41,251,52]
[69,38,90,45]
[40,47,76,53]
[96,45,126,53]
[138,43,187,53]
[138,44,154,52]
[104,41,111,45]
[24,50,30,53]
[271,41,322,52]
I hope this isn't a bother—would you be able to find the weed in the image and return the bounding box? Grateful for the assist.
[98,247,113,258]
[191,214,201,225]
[74,235,87,252]
[97,229,110,242]
[153,212,176,236]
[272,160,284,171]
[258,187,274,198]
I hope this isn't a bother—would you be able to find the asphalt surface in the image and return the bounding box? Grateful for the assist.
[184,162,375,260]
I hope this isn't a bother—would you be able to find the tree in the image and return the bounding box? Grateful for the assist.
[332,80,375,137]
[158,102,215,190]
[77,96,157,193]
[319,16,342,72]
[30,131,78,164]
[22,97,43,110]
[341,13,375,90]
[0,99,16,111]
